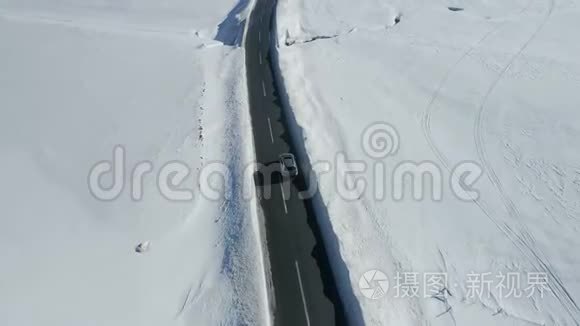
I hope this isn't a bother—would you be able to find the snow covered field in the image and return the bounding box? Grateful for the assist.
[275,0,580,325]
[0,1,268,325]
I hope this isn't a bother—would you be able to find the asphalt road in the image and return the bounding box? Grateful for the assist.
[245,1,346,325]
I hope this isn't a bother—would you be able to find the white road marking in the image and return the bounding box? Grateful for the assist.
[259,52,262,65]
[267,118,274,143]
[279,183,288,214]
[295,261,311,326]
[259,31,261,43]
[262,81,267,97]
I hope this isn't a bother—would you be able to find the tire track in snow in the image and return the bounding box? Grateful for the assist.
[421,0,535,169]
[421,24,506,167]
[473,0,580,321]
[420,0,579,321]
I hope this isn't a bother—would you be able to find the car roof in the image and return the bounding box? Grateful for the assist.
[281,155,296,167]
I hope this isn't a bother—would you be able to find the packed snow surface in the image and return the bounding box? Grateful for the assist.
[275,0,580,325]
[0,0,267,325]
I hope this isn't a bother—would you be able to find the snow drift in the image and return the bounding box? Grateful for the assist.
[275,0,580,325]
[0,0,268,325]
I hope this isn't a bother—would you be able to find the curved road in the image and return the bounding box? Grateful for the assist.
[245,0,346,325]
